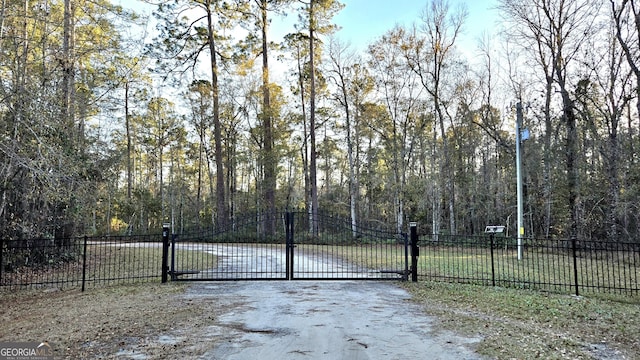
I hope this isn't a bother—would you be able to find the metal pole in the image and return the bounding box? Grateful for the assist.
[81,235,88,292]
[516,102,524,260]
[161,223,170,283]
[489,233,496,287]
[410,222,419,282]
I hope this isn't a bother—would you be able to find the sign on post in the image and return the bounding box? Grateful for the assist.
[484,225,505,233]
[484,225,504,287]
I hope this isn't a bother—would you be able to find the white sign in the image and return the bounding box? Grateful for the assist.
[484,226,505,233]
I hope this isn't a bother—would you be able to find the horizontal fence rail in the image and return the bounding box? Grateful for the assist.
[169,211,408,281]
[0,235,162,291]
[418,235,640,296]
[1,226,639,297]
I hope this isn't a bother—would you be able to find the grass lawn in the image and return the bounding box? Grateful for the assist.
[416,245,639,295]
[405,281,640,359]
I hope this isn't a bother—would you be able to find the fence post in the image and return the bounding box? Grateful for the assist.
[572,236,579,296]
[489,233,496,287]
[162,223,170,283]
[81,235,88,292]
[285,212,294,280]
[410,222,419,282]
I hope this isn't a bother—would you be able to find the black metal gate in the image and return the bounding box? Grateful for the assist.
[167,211,409,281]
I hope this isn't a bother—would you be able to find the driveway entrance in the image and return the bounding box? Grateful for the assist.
[168,211,409,281]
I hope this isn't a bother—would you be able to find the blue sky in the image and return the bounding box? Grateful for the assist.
[121,0,499,56]
[335,0,498,48]
[271,0,500,56]
[333,0,498,47]
[119,0,500,78]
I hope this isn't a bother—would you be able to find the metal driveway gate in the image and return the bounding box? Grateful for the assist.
[167,211,409,281]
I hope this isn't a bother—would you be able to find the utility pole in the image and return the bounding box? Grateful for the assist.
[516,102,524,260]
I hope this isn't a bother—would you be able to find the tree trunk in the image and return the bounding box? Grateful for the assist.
[339,71,358,238]
[558,83,579,241]
[543,78,553,239]
[309,1,319,235]
[205,0,227,229]
[431,118,440,240]
[62,0,75,129]
[612,0,640,144]
[261,0,276,234]
[196,108,205,228]
[296,43,309,214]
[435,96,455,235]
[125,81,133,200]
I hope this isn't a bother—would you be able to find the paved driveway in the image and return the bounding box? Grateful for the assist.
[185,281,482,359]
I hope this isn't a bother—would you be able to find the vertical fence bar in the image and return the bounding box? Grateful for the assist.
[285,212,290,280]
[290,212,295,280]
[630,244,640,295]
[403,232,409,281]
[81,236,88,292]
[572,236,579,296]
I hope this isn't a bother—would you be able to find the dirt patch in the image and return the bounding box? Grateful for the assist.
[0,283,232,359]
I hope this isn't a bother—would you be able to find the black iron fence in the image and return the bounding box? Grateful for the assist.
[417,234,640,296]
[0,235,162,291]
[1,228,639,297]
[167,211,408,281]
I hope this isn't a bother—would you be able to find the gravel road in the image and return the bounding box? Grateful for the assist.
[184,281,483,359]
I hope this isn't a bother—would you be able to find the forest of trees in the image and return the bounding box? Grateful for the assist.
[0,0,638,242]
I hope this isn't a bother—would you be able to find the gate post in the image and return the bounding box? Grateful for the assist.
[285,212,294,280]
[161,223,170,283]
[484,226,505,287]
[410,222,419,282]
[489,233,496,287]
